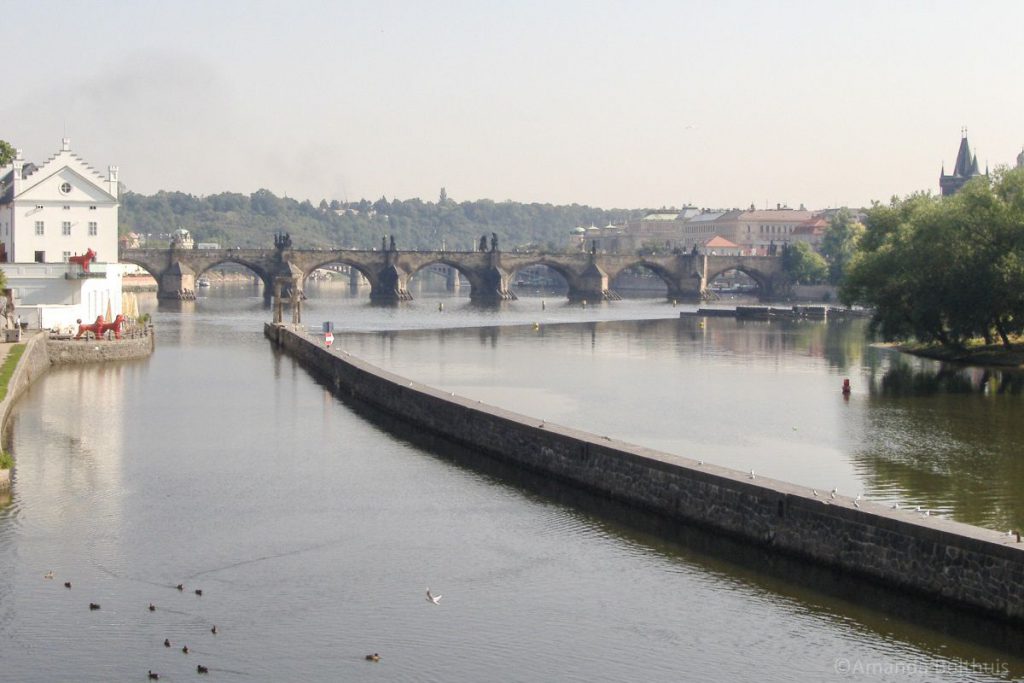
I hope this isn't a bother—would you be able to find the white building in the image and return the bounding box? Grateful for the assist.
[0,138,124,329]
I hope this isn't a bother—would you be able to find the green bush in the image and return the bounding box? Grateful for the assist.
[0,450,13,470]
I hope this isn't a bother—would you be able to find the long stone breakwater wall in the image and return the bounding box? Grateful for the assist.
[266,323,1024,624]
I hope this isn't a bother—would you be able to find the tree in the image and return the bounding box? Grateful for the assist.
[820,208,864,285]
[782,240,828,284]
[842,169,1024,350]
[0,139,15,166]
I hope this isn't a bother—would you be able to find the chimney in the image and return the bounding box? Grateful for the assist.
[62,137,71,152]
[108,166,119,198]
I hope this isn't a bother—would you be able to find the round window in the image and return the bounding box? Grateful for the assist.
[59,182,72,194]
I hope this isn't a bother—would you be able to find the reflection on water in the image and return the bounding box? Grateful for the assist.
[873,362,1024,396]
[1,288,1022,682]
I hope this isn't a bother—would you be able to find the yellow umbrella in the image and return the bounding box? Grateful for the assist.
[106,298,113,322]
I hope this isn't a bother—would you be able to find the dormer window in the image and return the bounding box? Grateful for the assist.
[89,205,97,210]
[63,205,71,210]
[59,182,72,194]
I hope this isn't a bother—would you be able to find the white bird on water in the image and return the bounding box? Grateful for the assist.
[426,588,442,605]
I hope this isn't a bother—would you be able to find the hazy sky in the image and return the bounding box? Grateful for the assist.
[4,0,1022,210]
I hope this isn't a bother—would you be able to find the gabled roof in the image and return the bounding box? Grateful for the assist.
[5,141,117,204]
[704,235,740,248]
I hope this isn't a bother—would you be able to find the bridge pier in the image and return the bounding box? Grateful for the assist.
[349,268,368,292]
[445,267,460,292]
[468,264,516,304]
[158,261,196,300]
[567,262,614,303]
[369,264,412,303]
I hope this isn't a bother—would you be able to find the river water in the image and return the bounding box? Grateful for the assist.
[1,282,1023,682]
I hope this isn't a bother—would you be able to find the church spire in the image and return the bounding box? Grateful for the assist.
[940,129,984,196]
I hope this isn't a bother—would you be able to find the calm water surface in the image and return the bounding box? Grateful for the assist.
[1,282,1022,682]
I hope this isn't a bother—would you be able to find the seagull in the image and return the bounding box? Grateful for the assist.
[830,488,837,499]
[44,571,54,579]
[749,470,755,479]
[812,489,819,497]
[426,588,442,605]
[853,501,860,508]
[892,503,900,510]
[698,460,704,466]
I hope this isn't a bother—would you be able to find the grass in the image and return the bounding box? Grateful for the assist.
[0,343,26,402]
[0,450,12,470]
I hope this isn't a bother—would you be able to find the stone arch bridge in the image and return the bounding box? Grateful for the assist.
[120,244,784,308]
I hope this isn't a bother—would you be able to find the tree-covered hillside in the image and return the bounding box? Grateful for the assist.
[120,188,643,252]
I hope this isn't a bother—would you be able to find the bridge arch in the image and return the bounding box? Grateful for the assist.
[605,260,676,295]
[504,258,579,289]
[705,264,773,298]
[302,257,378,286]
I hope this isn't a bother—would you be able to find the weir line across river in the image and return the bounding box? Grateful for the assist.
[265,322,1024,625]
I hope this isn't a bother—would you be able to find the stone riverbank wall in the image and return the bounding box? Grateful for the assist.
[266,322,1024,624]
[46,330,155,365]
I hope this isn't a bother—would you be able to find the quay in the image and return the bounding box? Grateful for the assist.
[0,327,155,490]
[267,321,1024,625]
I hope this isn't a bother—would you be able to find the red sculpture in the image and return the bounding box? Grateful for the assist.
[75,314,125,340]
[68,248,97,273]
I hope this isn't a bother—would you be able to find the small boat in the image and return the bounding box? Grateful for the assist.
[196,277,211,288]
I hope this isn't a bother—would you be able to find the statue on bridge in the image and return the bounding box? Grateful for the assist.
[478,234,488,252]
[274,232,292,250]
[390,235,396,252]
[490,232,498,252]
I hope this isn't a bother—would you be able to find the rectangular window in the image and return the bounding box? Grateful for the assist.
[63,205,70,210]
[62,251,72,262]
[88,221,98,236]
[34,251,45,263]
[89,205,97,210]
[35,221,44,236]
[62,221,72,236]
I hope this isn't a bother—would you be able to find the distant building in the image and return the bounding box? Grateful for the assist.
[171,228,194,249]
[0,138,125,329]
[940,131,986,196]
[701,235,742,255]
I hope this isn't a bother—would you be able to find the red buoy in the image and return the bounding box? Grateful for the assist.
[842,379,851,395]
